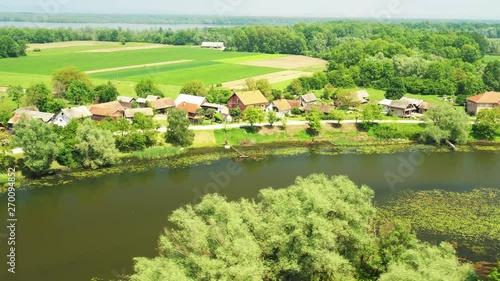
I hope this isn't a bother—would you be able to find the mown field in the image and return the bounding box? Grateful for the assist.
[0,42,304,98]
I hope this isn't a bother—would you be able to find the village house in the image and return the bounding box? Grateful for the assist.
[150,98,175,114]
[227,90,269,111]
[136,95,160,108]
[117,96,136,108]
[267,99,293,118]
[378,99,393,112]
[298,93,318,107]
[175,94,207,107]
[14,106,39,114]
[303,104,335,115]
[201,42,226,51]
[124,108,154,121]
[418,102,433,114]
[287,99,302,109]
[8,111,54,129]
[89,101,125,121]
[52,106,93,127]
[388,100,416,118]
[400,97,424,111]
[352,90,370,104]
[176,102,203,123]
[466,91,500,115]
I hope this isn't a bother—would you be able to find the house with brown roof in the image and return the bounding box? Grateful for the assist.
[14,106,39,114]
[388,100,416,118]
[150,98,175,114]
[351,90,370,104]
[467,91,500,115]
[267,99,293,117]
[8,111,54,129]
[298,93,318,107]
[418,102,433,114]
[117,96,136,108]
[303,104,335,115]
[176,102,203,123]
[287,100,302,109]
[89,101,124,121]
[227,90,269,111]
[124,108,154,120]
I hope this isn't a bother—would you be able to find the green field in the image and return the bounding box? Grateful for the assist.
[0,43,289,98]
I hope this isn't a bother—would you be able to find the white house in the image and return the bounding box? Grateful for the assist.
[52,106,93,127]
[267,99,293,118]
[175,94,208,107]
[201,42,226,50]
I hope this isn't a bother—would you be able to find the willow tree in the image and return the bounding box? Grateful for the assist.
[420,104,471,146]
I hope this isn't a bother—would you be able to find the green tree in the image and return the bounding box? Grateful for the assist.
[94,81,119,103]
[206,87,233,104]
[306,108,322,137]
[483,61,500,91]
[385,77,406,100]
[12,118,59,176]
[66,80,96,105]
[6,85,24,108]
[488,262,500,281]
[322,83,337,100]
[420,104,471,145]
[243,106,265,128]
[166,109,194,147]
[362,104,383,124]
[472,108,500,140]
[180,80,207,97]
[52,66,91,98]
[0,35,26,58]
[245,78,257,90]
[281,116,288,129]
[73,119,120,169]
[379,243,477,281]
[286,79,306,96]
[135,79,164,98]
[25,83,51,110]
[133,113,156,131]
[266,110,279,127]
[329,109,346,125]
[256,79,273,100]
[230,108,242,121]
[461,44,482,63]
[0,103,14,128]
[43,98,67,113]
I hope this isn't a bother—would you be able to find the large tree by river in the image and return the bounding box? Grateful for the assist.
[129,174,476,281]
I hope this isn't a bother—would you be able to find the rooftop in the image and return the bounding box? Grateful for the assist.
[273,99,293,112]
[175,94,207,107]
[468,91,500,104]
[151,98,175,109]
[61,106,92,119]
[124,108,154,118]
[233,90,269,105]
[176,102,200,114]
[300,93,318,103]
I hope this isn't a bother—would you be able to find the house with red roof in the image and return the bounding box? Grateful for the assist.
[467,92,500,115]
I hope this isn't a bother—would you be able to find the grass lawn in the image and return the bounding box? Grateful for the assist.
[193,131,217,147]
[214,124,374,146]
[483,55,500,62]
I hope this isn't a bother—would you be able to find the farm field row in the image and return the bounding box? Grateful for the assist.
[0,41,327,97]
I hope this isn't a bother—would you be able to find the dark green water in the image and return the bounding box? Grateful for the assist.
[0,151,499,281]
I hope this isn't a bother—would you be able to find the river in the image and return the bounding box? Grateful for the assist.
[0,21,232,30]
[0,151,499,281]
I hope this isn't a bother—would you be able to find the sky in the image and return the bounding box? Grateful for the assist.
[1,0,500,20]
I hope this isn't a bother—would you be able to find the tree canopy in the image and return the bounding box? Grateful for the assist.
[135,79,164,98]
[73,119,120,169]
[12,117,60,176]
[52,66,92,98]
[243,106,265,128]
[166,109,194,147]
[130,174,476,281]
[94,81,119,103]
[180,80,208,97]
[420,104,471,145]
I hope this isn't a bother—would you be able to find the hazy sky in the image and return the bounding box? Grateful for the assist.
[1,0,500,20]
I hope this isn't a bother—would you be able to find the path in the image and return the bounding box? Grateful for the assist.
[84,60,192,74]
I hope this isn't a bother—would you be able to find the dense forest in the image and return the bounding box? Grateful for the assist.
[2,21,500,101]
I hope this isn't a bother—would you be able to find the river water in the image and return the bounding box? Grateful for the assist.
[0,21,231,30]
[0,151,499,280]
